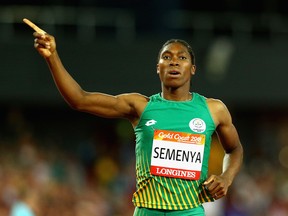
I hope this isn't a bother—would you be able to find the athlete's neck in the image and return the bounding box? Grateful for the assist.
[161,91,192,101]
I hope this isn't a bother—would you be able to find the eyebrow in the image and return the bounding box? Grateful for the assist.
[161,50,189,56]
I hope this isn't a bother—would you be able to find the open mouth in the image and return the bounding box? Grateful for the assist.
[168,70,181,76]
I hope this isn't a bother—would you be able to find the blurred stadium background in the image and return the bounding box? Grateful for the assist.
[1,0,288,215]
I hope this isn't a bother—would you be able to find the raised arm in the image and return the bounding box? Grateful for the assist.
[23,19,148,124]
[204,99,243,200]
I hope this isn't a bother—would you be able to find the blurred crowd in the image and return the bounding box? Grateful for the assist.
[0,106,287,216]
[0,107,136,216]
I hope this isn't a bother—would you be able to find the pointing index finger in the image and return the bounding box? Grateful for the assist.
[23,18,46,34]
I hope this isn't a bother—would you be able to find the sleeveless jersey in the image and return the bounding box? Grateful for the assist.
[132,92,216,210]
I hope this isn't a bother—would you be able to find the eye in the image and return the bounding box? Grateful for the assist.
[162,55,171,60]
[179,56,187,60]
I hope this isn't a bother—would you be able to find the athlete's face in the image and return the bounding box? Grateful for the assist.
[157,42,196,89]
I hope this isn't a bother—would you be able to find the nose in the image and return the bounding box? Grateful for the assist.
[169,56,179,66]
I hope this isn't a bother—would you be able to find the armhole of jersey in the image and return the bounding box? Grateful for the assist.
[133,99,152,130]
[203,97,217,131]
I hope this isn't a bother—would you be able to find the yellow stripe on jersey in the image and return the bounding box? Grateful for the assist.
[164,177,177,210]
[171,178,188,210]
[180,180,193,208]
[168,178,182,210]
[146,179,156,208]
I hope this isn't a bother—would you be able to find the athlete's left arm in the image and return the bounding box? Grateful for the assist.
[204,99,243,200]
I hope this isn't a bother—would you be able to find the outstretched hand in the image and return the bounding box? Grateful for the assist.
[203,174,231,200]
[23,18,56,58]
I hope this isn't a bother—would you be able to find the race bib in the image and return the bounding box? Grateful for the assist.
[150,130,205,180]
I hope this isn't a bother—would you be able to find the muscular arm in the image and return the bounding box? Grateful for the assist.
[32,32,148,124]
[204,99,243,199]
[215,102,243,186]
[47,49,146,117]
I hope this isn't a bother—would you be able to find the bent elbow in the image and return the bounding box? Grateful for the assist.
[63,90,88,111]
[68,102,80,111]
[65,99,85,112]
[68,103,84,112]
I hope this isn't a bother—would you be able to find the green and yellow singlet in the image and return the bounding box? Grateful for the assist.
[132,93,215,210]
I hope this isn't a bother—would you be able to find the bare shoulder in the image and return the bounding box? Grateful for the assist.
[130,92,150,109]
[206,98,228,111]
[206,98,231,126]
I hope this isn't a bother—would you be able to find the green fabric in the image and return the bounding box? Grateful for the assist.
[133,93,216,210]
[133,205,205,216]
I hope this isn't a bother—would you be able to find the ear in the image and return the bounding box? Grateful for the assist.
[157,64,160,74]
[191,65,196,75]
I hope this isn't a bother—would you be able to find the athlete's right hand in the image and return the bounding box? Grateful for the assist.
[33,32,56,58]
[23,18,56,58]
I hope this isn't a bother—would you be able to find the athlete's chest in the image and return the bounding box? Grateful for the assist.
[141,104,212,134]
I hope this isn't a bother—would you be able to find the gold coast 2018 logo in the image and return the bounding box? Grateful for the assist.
[189,118,206,133]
